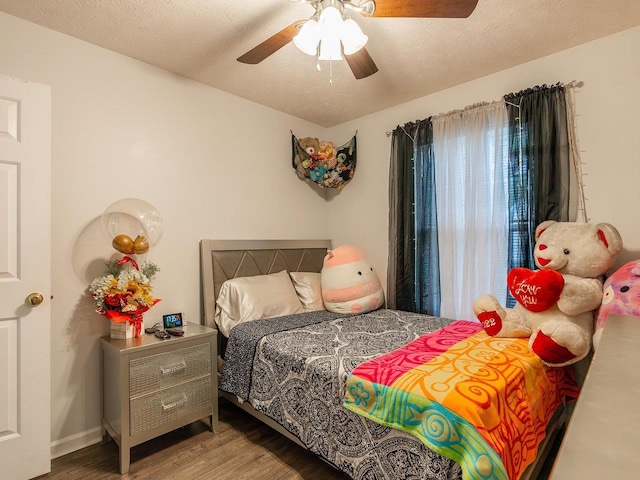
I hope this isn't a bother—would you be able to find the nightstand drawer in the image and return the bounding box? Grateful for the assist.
[129,343,211,397]
[130,375,212,436]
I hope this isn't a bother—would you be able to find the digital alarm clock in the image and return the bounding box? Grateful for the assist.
[162,312,184,329]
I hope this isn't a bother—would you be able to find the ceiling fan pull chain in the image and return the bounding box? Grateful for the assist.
[330,60,333,86]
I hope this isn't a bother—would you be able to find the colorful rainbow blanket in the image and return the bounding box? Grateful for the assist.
[344,320,579,480]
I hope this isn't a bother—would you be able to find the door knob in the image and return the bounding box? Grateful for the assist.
[27,292,44,306]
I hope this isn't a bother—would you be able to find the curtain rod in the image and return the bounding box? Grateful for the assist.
[385,80,584,137]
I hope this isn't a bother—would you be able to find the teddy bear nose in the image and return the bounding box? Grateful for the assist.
[538,244,548,250]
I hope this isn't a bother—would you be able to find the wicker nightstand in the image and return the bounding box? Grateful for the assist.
[100,322,217,474]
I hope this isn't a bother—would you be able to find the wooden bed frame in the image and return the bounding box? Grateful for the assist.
[199,239,571,479]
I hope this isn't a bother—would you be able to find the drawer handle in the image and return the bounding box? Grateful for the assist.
[162,395,188,411]
[161,361,187,375]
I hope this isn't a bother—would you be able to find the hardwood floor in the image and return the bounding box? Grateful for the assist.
[39,398,561,480]
[39,398,349,480]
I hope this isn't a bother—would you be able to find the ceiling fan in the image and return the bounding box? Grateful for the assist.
[237,0,479,80]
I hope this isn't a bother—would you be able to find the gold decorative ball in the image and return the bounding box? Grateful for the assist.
[133,235,150,254]
[112,234,134,254]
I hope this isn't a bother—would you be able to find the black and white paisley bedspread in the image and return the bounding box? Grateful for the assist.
[220,310,344,401]
[221,308,464,480]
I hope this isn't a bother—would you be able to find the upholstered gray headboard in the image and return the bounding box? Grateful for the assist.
[199,239,332,330]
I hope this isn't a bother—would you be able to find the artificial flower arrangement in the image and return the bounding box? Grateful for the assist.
[90,256,160,337]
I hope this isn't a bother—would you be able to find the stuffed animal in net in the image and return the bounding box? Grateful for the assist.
[473,221,623,367]
[593,259,640,349]
[293,136,320,179]
[321,245,385,315]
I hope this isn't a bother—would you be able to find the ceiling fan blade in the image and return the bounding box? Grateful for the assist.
[237,20,305,64]
[368,0,478,18]
[344,47,378,79]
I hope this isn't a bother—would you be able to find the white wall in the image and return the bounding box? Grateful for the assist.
[0,12,329,456]
[328,27,640,290]
[2,9,639,459]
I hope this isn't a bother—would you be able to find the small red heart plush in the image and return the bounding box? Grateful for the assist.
[478,311,503,336]
[508,268,565,312]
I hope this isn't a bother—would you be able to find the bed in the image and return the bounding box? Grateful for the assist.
[199,239,578,480]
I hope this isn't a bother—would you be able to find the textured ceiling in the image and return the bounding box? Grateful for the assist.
[1,0,639,127]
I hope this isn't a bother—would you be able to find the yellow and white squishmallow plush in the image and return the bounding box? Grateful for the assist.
[321,245,385,315]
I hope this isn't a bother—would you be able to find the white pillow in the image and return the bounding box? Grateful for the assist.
[215,270,304,337]
[289,272,326,312]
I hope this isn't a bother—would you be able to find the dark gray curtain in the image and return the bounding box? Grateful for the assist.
[504,84,570,305]
[414,120,440,315]
[387,119,439,313]
[387,122,417,311]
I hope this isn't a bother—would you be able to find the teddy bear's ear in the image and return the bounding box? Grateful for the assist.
[595,223,623,256]
[535,220,556,240]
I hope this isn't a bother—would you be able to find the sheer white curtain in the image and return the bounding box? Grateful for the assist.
[432,101,509,320]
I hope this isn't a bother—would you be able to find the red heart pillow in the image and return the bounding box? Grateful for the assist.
[508,268,565,312]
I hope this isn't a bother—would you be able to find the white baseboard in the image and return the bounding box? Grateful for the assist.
[50,426,103,459]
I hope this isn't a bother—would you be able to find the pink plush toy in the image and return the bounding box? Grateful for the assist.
[473,221,623,367]
[593,260,640,349]
[321,245,385,315]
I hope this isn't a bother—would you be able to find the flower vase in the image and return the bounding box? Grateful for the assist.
[110,320,134,339]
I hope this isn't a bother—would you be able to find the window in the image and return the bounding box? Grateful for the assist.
[389,84,574,320]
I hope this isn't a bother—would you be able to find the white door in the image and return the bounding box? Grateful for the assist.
[0,74,51,479]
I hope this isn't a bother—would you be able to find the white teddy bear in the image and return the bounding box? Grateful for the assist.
[473,221,623,367]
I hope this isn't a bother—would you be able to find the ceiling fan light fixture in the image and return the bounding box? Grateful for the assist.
[319,5,343,30]
[318,34,343,61]
[293,19,321,56]
[340,18,368,55]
